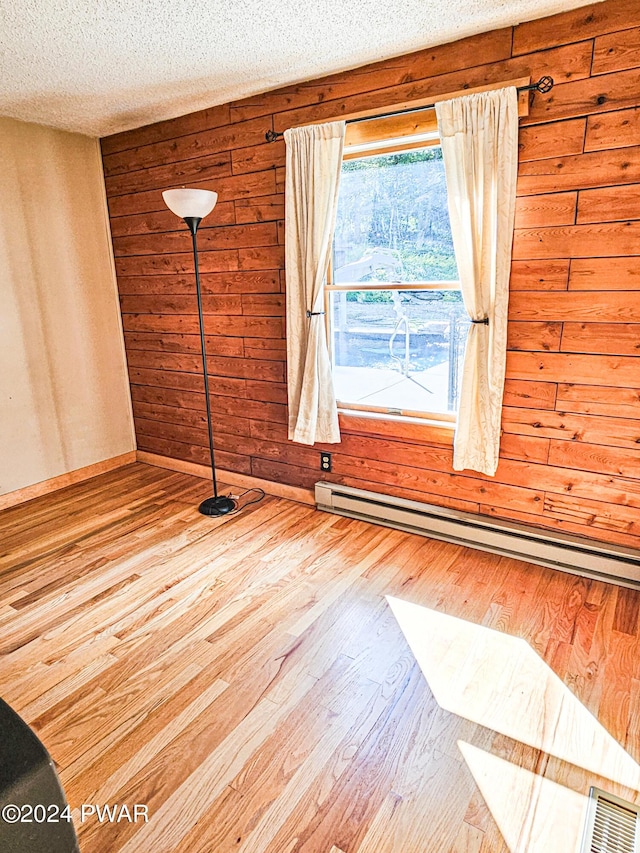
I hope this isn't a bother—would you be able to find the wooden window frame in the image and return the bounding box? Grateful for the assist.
[326,109,462,428]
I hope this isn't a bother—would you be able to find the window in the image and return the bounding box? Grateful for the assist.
[327,111,467,424]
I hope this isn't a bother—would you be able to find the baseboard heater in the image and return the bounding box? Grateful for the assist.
[315,482,640,588]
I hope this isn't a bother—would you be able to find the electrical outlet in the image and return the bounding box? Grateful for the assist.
[320,452,332,472]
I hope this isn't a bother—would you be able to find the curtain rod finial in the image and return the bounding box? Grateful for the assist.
[535,75,554,93]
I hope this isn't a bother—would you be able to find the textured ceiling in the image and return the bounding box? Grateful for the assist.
[0,0,600,138]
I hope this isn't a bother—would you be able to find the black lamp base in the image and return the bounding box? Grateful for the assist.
[198,495,237,516]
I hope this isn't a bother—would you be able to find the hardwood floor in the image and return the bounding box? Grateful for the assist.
[1,461,639,852]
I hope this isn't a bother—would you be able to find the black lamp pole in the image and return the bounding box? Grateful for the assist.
[182,216,236,516]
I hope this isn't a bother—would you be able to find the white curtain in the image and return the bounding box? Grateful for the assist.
[435,87,518,476]
[284,120,345,445]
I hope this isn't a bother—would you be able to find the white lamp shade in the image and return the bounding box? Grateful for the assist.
[162,188,218,220]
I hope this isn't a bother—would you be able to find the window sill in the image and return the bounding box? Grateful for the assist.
[338,409,454,446]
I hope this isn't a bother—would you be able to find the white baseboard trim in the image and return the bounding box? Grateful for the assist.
[0,451,137,511]
[136,451,315,506]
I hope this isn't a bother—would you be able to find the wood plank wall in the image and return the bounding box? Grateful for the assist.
[102,0,640,551]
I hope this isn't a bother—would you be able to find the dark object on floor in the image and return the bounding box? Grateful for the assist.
[0,698,80,852]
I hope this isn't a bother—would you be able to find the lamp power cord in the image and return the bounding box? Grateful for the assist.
[223,487,266,516]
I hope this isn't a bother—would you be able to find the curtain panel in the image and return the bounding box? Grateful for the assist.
[435,87,519,476]
[284,121,346,445]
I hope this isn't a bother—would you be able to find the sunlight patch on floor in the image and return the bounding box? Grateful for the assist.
[387,595,640,853]
[386,596,640,790]
[458,741,586,853]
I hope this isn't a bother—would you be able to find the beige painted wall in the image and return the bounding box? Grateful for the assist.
[0,118,135,495]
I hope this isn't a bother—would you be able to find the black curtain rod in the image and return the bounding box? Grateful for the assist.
[265,75,553,142]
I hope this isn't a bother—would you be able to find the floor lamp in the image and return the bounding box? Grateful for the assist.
[162,188,237,517]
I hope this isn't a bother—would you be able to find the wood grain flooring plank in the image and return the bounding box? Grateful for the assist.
[178,657,379,853]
